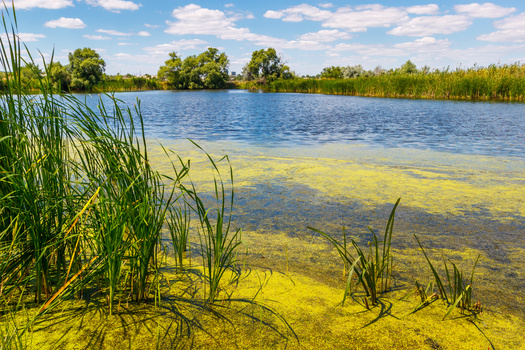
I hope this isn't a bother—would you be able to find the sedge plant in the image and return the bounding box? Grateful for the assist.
[308,198,400,309]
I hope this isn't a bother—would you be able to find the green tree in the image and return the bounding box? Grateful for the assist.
[68,48,106,91]
[197,47,229,89]
[320,66,343,79]
[157,52,183,88]
[243,48,290,82]
[46,62,70,91]
[158,48,229,89]
[399,60,418,74]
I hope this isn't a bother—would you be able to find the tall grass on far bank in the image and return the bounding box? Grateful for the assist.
[265,64,525,101]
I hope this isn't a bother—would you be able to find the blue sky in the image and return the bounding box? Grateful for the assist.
[5,0,525,76]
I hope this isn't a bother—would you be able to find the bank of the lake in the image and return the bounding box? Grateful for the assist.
[238,64,525,102]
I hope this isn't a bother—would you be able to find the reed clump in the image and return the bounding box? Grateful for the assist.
[267,64,525,101]
[308,198,400,309]
[0,5,243,328]
[413,234,482,320]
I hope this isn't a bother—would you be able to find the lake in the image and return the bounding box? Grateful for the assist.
[88,89,524,319]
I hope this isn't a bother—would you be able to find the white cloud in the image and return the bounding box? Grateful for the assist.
[298,30,351,42]
[144,39,209,56]
[388,15,472,36]
[97,29,132,36]
[454,3,515,18]
[166,4,268,43]
[83,34,111,40]
[394,37,451,52]
[224,3,234,8]
[18,33,46,42]
[477,30,525,43]
[137,31,151,37]
[117,42,137,46]
[264,5,331,22]
[406,4,440,15]
[45,17,86,29]
[266,4,409,32]
[85,0,140,12]
[477,12,525,42]
[12,0,73,9]
[323,5,409,32]
[144,23,159,29]
[319,3,333,9]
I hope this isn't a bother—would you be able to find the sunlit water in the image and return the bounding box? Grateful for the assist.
[85,90,524,317]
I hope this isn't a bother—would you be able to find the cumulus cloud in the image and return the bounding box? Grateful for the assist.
[454,2,515,18]
[406,4,440,15]
[166,4,271,43]
[323,5,409,32]
[297,30,351,42]
[319,3,333,9]
[45,17,86,29]
[144,39,209,56]
[97,29,132,36]
[477,12,525,42]
[13,0,73,9]
[85,0,140,12]
[18,33,46,42]
[388,15,472,36]
[264,4,331,22]
[83,34,111,40]
[265,4,408,32]
[137,31,151,37]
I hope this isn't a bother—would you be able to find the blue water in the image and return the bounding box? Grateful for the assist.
[86,90,525,158]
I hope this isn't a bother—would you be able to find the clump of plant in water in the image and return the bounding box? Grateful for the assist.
[308,198,400,309]
[412,234,482,319]
[0,6,252,347]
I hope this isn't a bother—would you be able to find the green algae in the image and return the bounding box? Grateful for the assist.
[4,139,524,349]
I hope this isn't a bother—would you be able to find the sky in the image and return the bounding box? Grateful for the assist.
[3,0,525,76]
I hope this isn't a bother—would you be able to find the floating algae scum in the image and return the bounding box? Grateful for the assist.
[1,14,525,350]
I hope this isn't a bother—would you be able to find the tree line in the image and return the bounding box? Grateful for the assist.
[3,45,524,99]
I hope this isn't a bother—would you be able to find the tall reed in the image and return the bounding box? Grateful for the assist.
[267,65,525,101]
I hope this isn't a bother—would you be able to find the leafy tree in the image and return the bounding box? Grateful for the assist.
[68,48,105,91]
[399,60,418,74]
[46,62,70,91]
[243,48,290,82]
[320,66,343,79]
[197,47,229,89]
[157,48,229,89]
[157,52,183,87]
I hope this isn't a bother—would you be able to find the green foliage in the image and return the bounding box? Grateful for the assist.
[320,66,344,79]
[399,60,418,74]
[46,62,70,92]
[308,198,400,309]
[243,48,291,83]
[413,235,482,319]
[267,63,525,101]
[68,47,106,91]
[157,48,229,89]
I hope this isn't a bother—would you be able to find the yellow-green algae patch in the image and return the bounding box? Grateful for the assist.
[7,139,523,349]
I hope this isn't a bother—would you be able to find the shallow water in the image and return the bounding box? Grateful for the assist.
[87,90,524,317]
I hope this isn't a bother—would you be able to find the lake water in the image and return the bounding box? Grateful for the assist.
[87,90,524,318]
[90,90,525,158]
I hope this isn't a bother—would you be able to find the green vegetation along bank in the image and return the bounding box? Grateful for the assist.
[256,63,525,101]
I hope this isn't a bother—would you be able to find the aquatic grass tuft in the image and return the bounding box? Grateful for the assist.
[308,198,400,308]
[181,142,242,304]
[413,234,482,319]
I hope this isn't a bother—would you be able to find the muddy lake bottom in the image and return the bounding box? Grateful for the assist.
[17,139,525,349]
